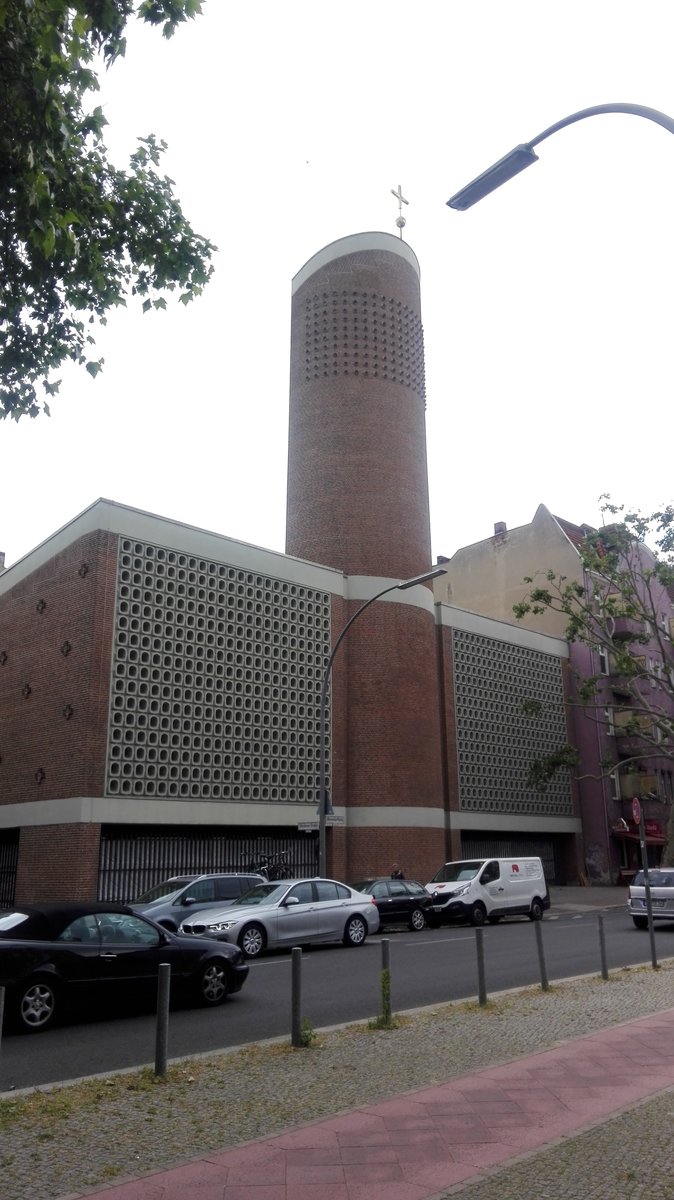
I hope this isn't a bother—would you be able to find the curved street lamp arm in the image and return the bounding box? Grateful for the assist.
[447,102,674,210]
[316,566,445,877]
[321,583,401,696]
[527,103,674,149]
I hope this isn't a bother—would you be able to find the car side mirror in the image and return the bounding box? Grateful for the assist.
[284,896,300,906]
[182,896,197,906]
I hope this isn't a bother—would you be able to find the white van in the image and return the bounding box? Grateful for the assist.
[425,858,549,926]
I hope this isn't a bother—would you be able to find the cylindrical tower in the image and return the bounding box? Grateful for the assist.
[286,233,431,579]
[286,233,446,882]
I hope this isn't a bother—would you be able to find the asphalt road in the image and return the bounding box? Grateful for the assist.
[1,907,668,1093]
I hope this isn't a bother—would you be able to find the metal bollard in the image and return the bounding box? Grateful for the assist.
[534,920,549,991]
[597,913,609,981]
[154,963,171,1077]
[291,947,303,1047]
[475,927,487,1006]
[381,937,392,1024]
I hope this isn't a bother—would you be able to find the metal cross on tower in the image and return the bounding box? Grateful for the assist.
[390,184,409,238]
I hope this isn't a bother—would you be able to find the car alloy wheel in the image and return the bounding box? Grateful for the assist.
[343,915,367,946]
[198,961,229,1005]
[409,907,426,931]
[239,923,266,959]
[18,978,57,1032]
[529,898,544,921]
[470,903,486,927]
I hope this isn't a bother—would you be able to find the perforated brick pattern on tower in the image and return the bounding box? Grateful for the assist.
[286,233,432,580]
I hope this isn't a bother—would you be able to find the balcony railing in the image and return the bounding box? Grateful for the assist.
[613,710,652,735]
[619,773,659,800]
[611,614,645,641]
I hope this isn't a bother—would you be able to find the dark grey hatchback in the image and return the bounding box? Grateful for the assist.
[350,879,432,931]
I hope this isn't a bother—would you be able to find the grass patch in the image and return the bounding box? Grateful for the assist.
[367,1013,402,1031]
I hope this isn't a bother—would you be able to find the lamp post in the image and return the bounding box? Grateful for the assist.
[447,103,674,210]
[317,566,447,878]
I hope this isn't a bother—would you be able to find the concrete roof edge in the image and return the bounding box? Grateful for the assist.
[292,232,420,294]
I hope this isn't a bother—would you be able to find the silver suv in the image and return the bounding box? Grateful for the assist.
[628,867,674,928]
[131,873,264,932]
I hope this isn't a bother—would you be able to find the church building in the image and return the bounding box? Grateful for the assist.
[0,233,582,904]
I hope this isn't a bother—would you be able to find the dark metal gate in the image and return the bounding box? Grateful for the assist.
[0,830,18,907]
[98,826,319,902]
[461,833,557,883]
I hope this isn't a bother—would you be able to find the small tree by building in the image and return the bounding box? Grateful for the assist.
[514,499,674,865]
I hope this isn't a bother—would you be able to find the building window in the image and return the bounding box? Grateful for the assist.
[604,708,615,736]
[610,770,621,802]
[598,646,610,675]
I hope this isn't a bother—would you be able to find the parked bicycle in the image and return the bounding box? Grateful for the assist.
[246,850,291,881]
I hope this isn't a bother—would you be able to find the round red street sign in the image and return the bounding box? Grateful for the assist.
[632,797,642,825]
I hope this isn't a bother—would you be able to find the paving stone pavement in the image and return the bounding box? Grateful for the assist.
[51,1005,674,1199]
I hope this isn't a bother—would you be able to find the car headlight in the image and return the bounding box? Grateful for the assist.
[454,884,470,897]
[207,921,236,933]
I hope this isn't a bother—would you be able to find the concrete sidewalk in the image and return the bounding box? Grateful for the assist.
[64,1003,674,1199]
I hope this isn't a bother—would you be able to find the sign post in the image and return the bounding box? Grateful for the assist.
[634,796,658,969]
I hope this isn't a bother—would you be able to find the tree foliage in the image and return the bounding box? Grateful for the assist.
[514,500,674,857]
[0,0,215,419]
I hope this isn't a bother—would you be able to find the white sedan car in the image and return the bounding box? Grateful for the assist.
[180,878,380,958]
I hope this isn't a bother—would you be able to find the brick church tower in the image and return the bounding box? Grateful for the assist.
[286,232,445,879]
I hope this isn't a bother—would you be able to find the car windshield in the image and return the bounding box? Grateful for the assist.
[133,878,195,903]
[235,883,290,906]
[633,870,674,888]
[431,862,483,884]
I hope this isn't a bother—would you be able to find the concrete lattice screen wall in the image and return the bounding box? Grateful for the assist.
[108,538,332,806]
[452,628,573,817]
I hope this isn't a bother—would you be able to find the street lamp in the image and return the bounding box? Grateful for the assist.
[447,103,674,210]
[317,566,447,878]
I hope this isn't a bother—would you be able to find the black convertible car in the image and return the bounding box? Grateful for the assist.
[0,901,249,1032]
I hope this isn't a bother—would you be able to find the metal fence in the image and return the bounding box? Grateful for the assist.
[0,831,18,907]
[98,826,319,902]
[461,835,557,883]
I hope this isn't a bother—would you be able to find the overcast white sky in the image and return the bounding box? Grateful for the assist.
[3,1,674,569]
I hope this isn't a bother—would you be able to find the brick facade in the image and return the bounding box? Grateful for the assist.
[0,530,117,808]
[15,823,101,902]
[286,236,432,580]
